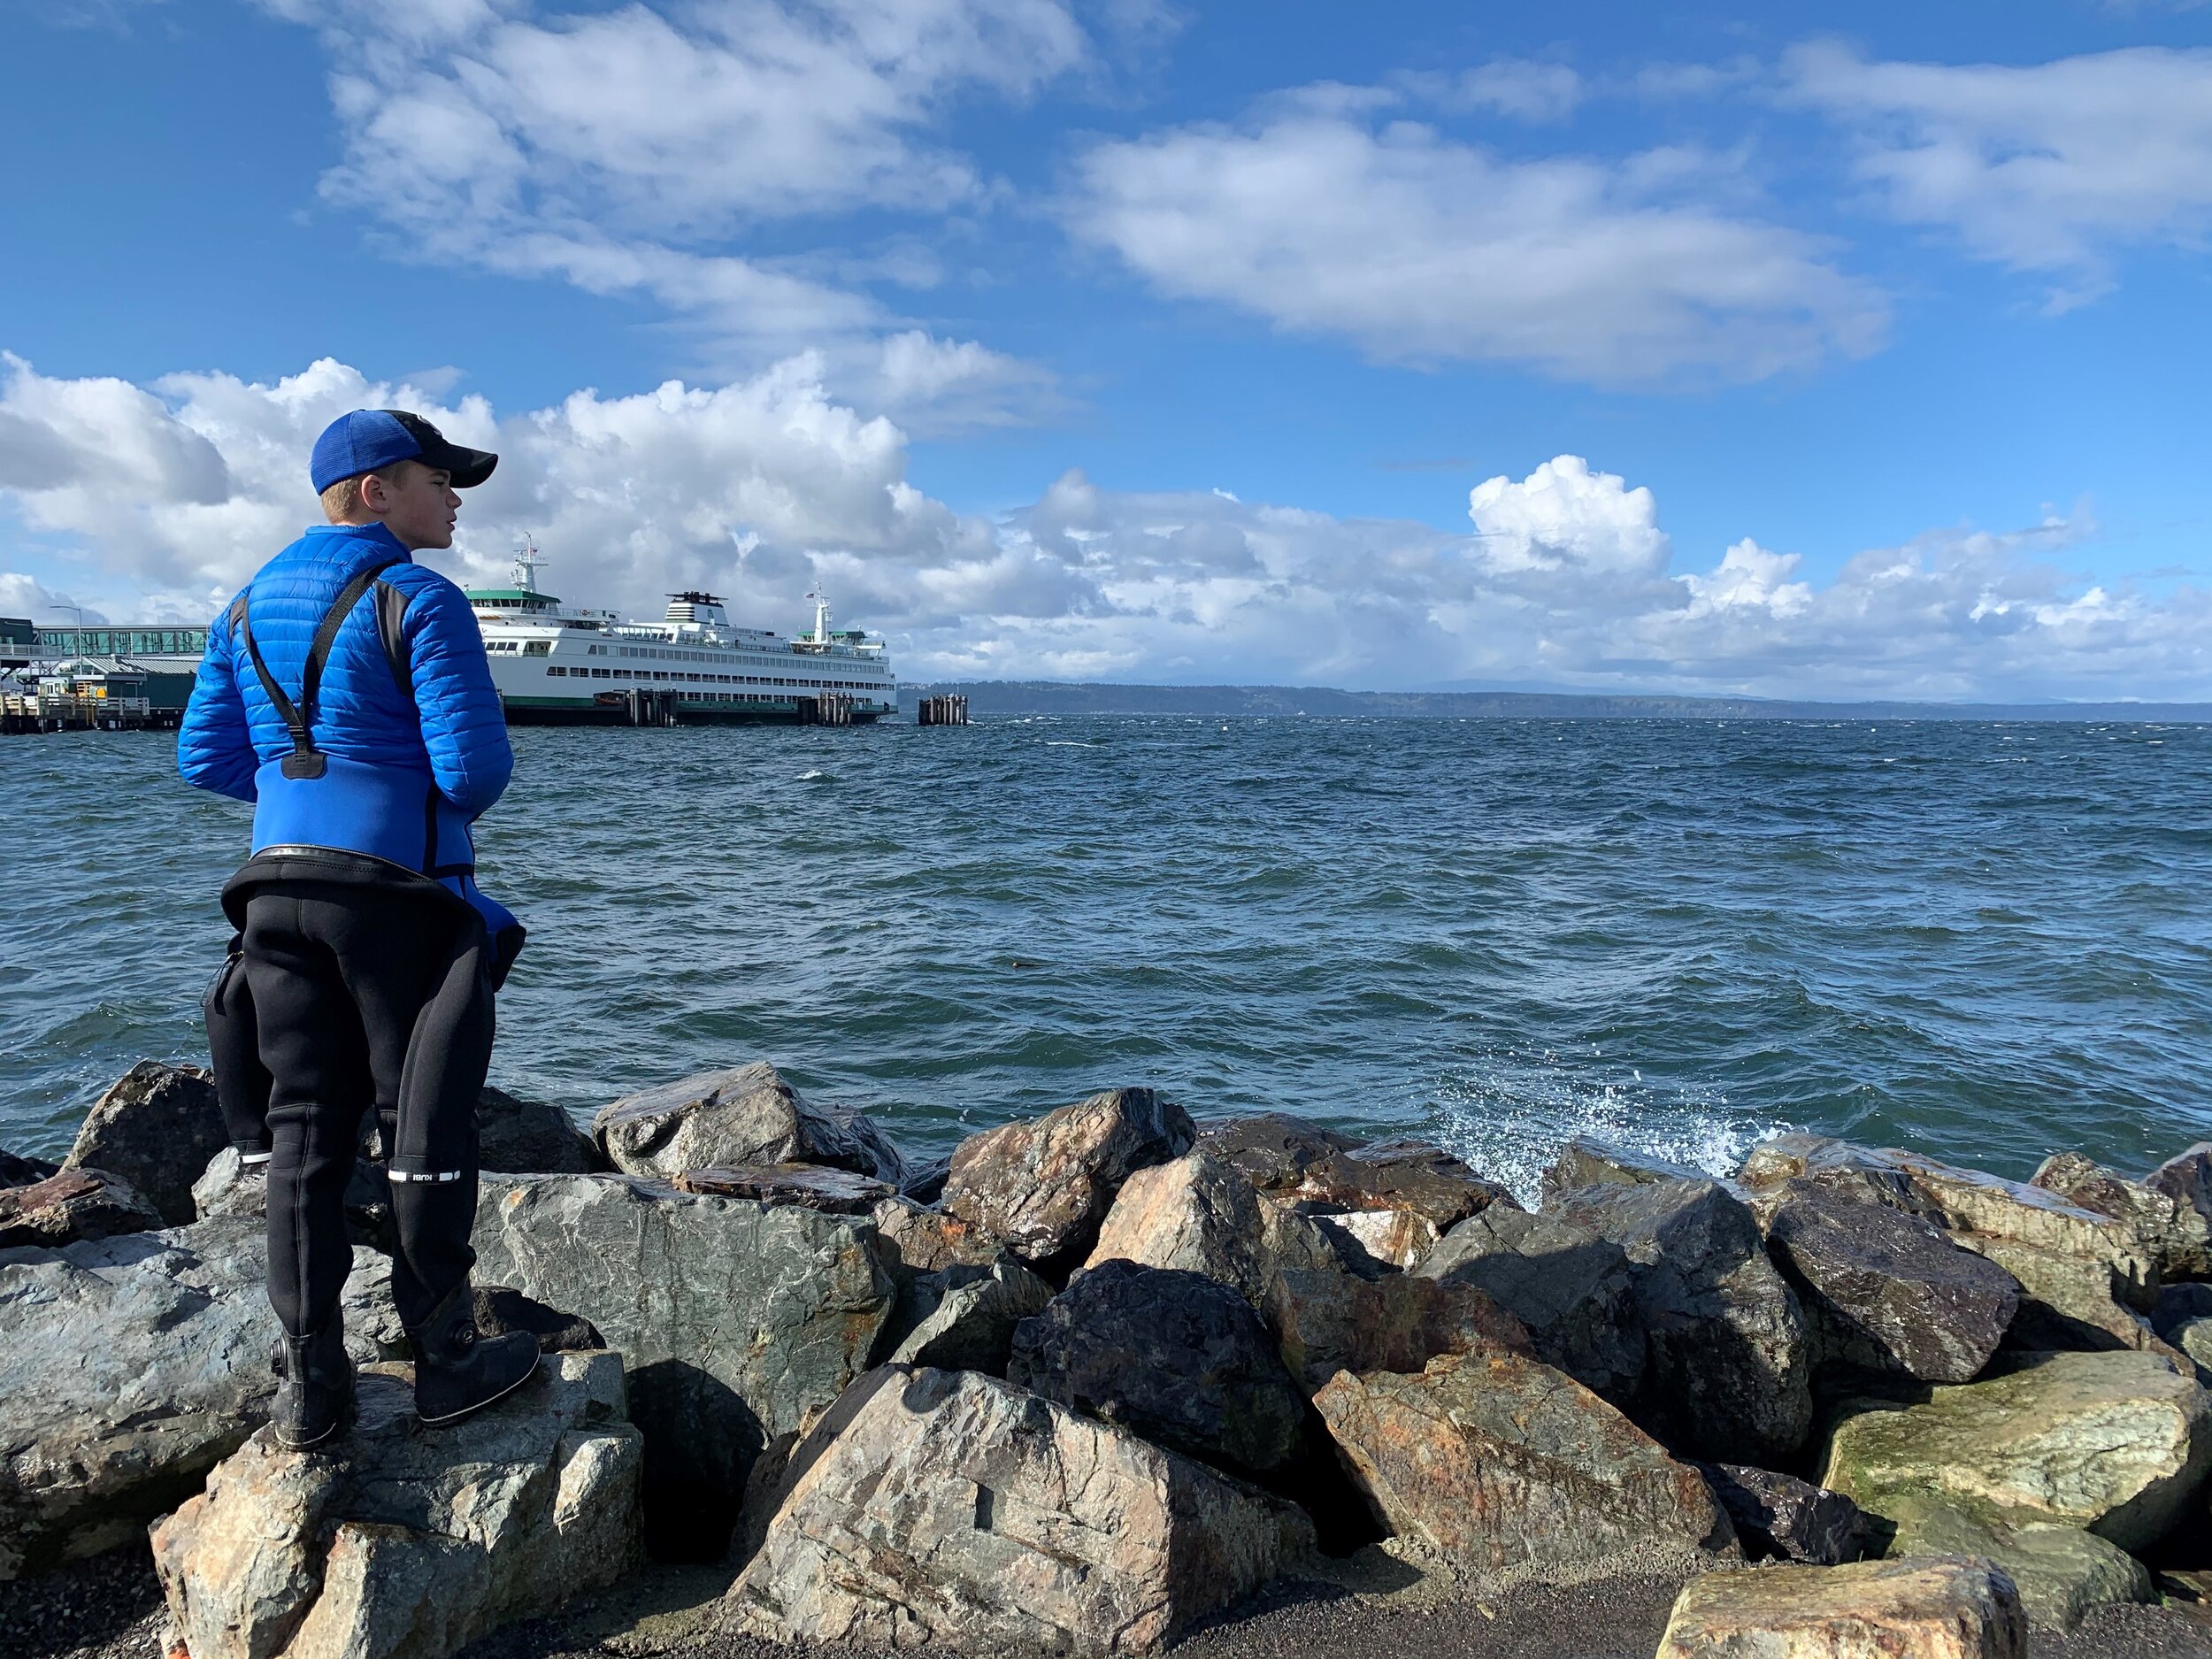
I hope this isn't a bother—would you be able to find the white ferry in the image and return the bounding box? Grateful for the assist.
[465,546,895,726]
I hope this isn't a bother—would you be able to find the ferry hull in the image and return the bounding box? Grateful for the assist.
[499,694,893,726]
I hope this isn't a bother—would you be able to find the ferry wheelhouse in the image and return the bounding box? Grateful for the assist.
[465,547,895,725]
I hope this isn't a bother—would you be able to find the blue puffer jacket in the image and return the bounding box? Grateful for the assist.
[179,523,517,933]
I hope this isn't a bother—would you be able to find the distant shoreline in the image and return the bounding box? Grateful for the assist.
[902,680,2212,722]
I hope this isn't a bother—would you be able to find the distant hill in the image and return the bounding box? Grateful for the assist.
[899,680,2212,721]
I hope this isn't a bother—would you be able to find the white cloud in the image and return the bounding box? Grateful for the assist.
[0,574,107,627]
[3,353,2204,701]
[1455,59,1583,122]
[1066,102,1887,384]
[257,0,1102,425]
[1788,42,2212,308]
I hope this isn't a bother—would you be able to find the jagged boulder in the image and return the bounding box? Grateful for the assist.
[1415,1204,1644,1403]
[1540,1140,1713,1210]
[1738,1135,2156,1345]
[476,1086,601,1174]
[1081,1152,1522,1389]
[726,1365,1314,1656]
[63,1062,227,1227]
[0,1217,273,1578]
[1885,1495,2154,1630]
[1822,1349,2212,1551]
[944,1087,1195,1267]
[1763,1180,2019,1382]
[151,1351,643,1659]
[0,1167,160,1248]
[1655,1557,2026,1659]
[1697,1463,1865,1565]
[2033,1148,2212,1283]
[882,1259,1051,1372]
[591,1063,904,1186]
[1084,1150,1347,1310]
[869,1194,1003,1274]
[469,1172,896,1527]
[1274,1140,1517,1268]
[1010,1260,1310,1480]
[1315,1348,1733,1581]
[1268,1268,1532,1394]
[1552,1178,1812,1463]
[1192,1113,1362,1192]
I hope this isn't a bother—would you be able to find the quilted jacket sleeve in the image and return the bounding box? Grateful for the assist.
[404,573,513,816]
[176,600,260,803]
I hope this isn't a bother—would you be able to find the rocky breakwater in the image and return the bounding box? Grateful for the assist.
[12,1061,2212,1655]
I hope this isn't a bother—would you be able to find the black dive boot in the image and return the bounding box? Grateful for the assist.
[272,1323,356,1450]
[409,1283,540,1426]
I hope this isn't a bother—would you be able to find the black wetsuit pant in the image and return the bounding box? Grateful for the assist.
[239,879,490,1338]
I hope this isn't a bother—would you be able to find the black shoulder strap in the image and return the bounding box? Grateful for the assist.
[234,554,409,780]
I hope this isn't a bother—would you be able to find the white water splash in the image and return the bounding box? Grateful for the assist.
[1431,1045,1795,1207]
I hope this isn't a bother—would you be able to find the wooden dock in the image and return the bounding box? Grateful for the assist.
[1,694,173,734]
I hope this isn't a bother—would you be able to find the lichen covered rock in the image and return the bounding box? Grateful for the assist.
[1821,1348,2212,1551]
[0,1167,161,1249]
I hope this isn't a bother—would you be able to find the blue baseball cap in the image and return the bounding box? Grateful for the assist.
[310,409,498,494]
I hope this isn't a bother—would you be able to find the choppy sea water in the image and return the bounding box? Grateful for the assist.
[4,717,2208,1200]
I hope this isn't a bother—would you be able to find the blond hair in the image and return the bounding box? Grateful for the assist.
[319,458,424,523]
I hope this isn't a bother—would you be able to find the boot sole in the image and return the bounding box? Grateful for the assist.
[416,1357,540,1428]
[272,1402,356,1452]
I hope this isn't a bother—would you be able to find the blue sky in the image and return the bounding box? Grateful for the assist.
[2,0,2208,696]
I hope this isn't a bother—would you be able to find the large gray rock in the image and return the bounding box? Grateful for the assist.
[1266,1268,1532,1395]
[1739,1134,2156,1331]
[727,1365,1314,1655]
[476,1086,602,1175]
[1822,1348,2212,1552]
[1540,1140,1713,1210]
[1763,1180,2019,1382]
[2153,1283,2212,1384]
[1315,1348,1734,1583]
[1655,1557,2026,1659]
[1552,1179,1812,1462]
[591,1063,904,1186]
[883,1259,1052,1373]
[1416,1204,1645,1403]
[0,1168,161,1249]
[152,1350,643,1659]
[469,1172,897,1521]
[1010,1260,1310,1481]
[1191,1113,1362,1193]
[0,1217,273,1578]
[945,1087,1196,1267]
[63,1061,227,1227]
[2143,1143,2212,1275]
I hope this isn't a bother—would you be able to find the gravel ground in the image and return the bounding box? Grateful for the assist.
[12,1546,2212,1659]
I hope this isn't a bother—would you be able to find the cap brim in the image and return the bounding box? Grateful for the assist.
[420,441,497,489]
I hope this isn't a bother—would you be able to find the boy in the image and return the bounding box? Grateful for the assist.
[180,409,536,1448]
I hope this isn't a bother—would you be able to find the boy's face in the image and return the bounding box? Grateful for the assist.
[364,461,461,550]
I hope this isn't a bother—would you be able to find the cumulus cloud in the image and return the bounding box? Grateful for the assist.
[0,574,107,627]
[254,0,1103,425]
[1453,59,1584,122]
[2,352,2204,701]
[1788,42,2212,308]
[1065,101,1887,384]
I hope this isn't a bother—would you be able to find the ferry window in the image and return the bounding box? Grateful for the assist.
[592,668,611,679]
[524,641,550,656]
[545,666,563,677]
